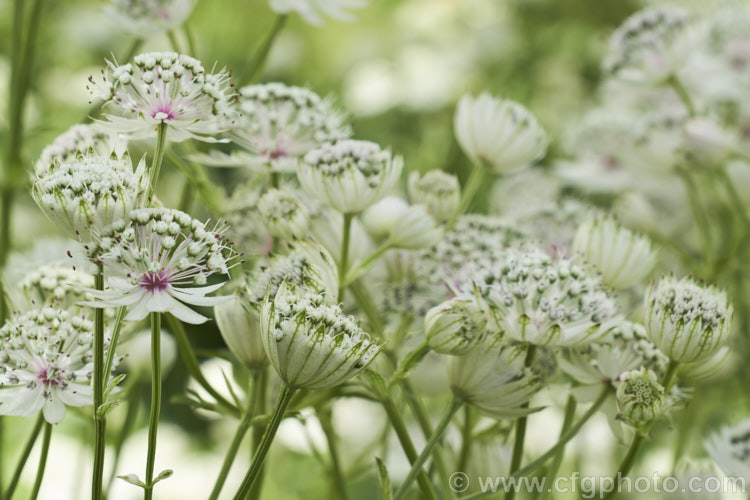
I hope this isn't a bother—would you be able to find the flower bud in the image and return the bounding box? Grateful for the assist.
[572,216,657,290]
[408,170,460,222]
[645,276,733,363]
[425,297,486,355]
[215,296,268,370]
[298,140,403,214]
[362,197,442,250]
[616,367,665,425]
[361,196,410,240]
[454,93,547,174]
[257,189,310,241]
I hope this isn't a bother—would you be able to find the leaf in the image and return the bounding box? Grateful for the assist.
[153,469,174,485]
[361,370,388,400]
[375,457,393,500]
[387,342,430,388]
[97,400,120,417]
[105,373,127,400]
[118,473,146,489]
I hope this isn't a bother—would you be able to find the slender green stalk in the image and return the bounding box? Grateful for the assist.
[29,422,52,500]
[348,281,384,334]
[678,169,713,273]
[718,167,750,233]
[167,30,183,53]
[103,306,127,383]
[318,406,351,500]
[248,368,269,500]
[209,371,262,500]
[106,380,141,493]
[381,396,438,500]
[662,360,679,392]
[166,314,240,416]
[92,263,106,500]
[507,346,537,500]
[394,398,463,500]
[602,434,645,500]
[145,312,162,500]
[183,23,197,57]
[233,384,297,499]
[512,385,612,478]
[240,14,289,85]
[147,123,169,200]
[667,75,695,117]
[538,395,577,500]
[4,413,44,499]
[337,213,354,300]
[343,241,392,286]
[457,405,475,473]
[448,164,486,227]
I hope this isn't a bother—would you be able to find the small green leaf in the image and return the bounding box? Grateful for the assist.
[118,473,146,488]
[375,457,393,500]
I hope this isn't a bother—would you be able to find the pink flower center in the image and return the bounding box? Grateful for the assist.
[140,272,170,292]
[152,104,178,121]
[37,367,63,388]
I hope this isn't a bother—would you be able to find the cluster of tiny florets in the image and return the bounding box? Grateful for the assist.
[648,276,730,329]
[305,140,392,182]
[35,124,127,175]
[20,266,95,309]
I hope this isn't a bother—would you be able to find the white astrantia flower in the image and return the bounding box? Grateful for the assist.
[484,244,622,347]
[645,276,733,363]
[616,367,665,427]
[82,208,238,324]
[603,6,692,84]
[35,124,127,176]
[407,170,460,223]
[257,188,310,241]
[705,419,750,483]
[572,216,658,290]
[424,296,487,355]
[193,83,351,173]
[298,139,403,214]
[32,152,148,242]
[19,265,95,312]
[454,93,548,175]
[260,282,382,390]
[449,335,555,419]
[90,52,237,142]
[0,308,98,423]
[105,0,197,38]
[269,0,368,26]
[244,241,339,307]
[215,296,268,370]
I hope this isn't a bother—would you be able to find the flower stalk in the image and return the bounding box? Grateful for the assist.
[144,312,162,500]
[29,421,52,500]
[4,413,44,499]
[92,263,106,500]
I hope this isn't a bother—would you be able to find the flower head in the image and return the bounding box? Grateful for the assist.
[19,265,95,312]
[604,6,692,84]
[83,208,238,324]
[408,170,460,223]
[616,367,665,426]
[645,276,733,363]
[257,188,310,241]
[35,124,128,176]
[32,152,148,242]
[269,0,368,26]
[485,244,621,347]
[0,308,97,423]
[298,139,403,214]
[454,93,547,174]
[425,296,487,355]
[705,419,750,483]
[194,83,350,172]
[106,0,197,38]
[215,296,268,370]
[90,52,237,142]
[450,336,554,419]
[260,283,382,389]
[572,216,658,290]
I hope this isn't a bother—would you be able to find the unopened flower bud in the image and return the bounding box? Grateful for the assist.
[215,296,268,370]
[408,170,460,222]
[361,196,410,240]
[257,189,309,241]
[616,367,665,425]
[425,297,486,355]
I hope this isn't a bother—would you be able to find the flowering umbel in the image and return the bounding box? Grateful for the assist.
[485,245,621,347]
[407,170,460,223]
[257,189,310,241]
[424,296,487,355]
[260,282,382,389]
[106,0,198,38]
[298,139,403,214]
[0,309,97,423]
[83,208,237,324]
[90,51,237,142]
[35,124,127,175]
[645,276,733,363]
[454,93,548,174]
[32,152,148,242]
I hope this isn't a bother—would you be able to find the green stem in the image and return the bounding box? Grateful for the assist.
[718,167,750,233]
[512,385,612,478]
[337,213,354,301]
[102,306,127,384]
[106,380,141,494]
[209,371,262,500]
[4,413,44,499]
[183,23,197,57]
[602,434,645,500]
[248,369,269,500]
[394,398,462,500]
[538,395,577,500]
[147,123,169,201]
[166,314,240,417]
[662,360,679,392]
[343,240,392,286]
[240,14,289,86]
[678,169,713,273]
[381,396,438,500]
[29,422,52,500]
[507,345,538,500]
[667,75,695,117]
[448,164,486,227]
[92,263,106,500]
[318,406,351,500]
[457,405,475,473]
[167,30,183,53]
[144,312,162,500]
[233,384,297,499]
[348,281,384,334]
